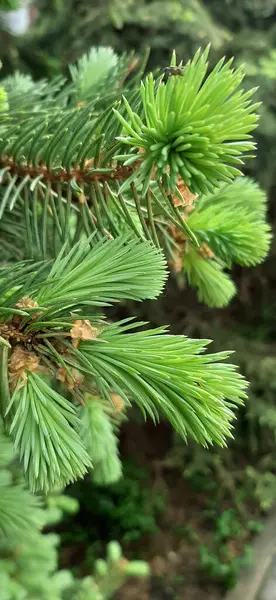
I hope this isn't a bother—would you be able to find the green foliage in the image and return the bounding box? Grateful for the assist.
[0,225,248,493]
[258,49,276,80]
[0,61,7,115]
[107,0,229,49]
[198,510,254,589]
[65,461,165,544]
[0,2,274,596]
[7,372,92,493]
[0,0,20,10]
[78,321,247,446]
[0,422,149,599]
[0,8,274,600]
[0,92,7,116]
[199,540,253,590]
[69,47,122,104]
[245,467,276,511]
[188,177,272,267]
[170,441,262,589]
[0,46,269,310]
[115,47,259,196]
[79,395,122,486]
[0,418,44,541]
[0,37,271,596]
[90,540,150,598]
[0,0,230,79]
[45,493,80,527]
[36,235,166,305]
[5,0,274,200]
[178,175,272,306]
[0,47,269,311]
[182,249,236,307]
[0,417,75,599]
[1,525,148,600]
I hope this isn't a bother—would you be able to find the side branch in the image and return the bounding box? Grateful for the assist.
[0,157,137,184]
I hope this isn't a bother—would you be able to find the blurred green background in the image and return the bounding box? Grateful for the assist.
[1,1,276,598]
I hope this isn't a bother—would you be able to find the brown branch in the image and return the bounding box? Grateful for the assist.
[0,156,137,185]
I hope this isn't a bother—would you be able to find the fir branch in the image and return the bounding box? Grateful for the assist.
[35,235,167,310]
[0,235,167,323]
[0,155,136,184]
[75,321,247,447]
[6,370,91,493]
[187,177,272,266]
[195,176,268,217]
[187,202,271,266]
[182,248,236,307]
[0,48,266,260]
[0,418,44,541]
[0,44,269,500]
[79,395,122,485]
[114,47,259,196]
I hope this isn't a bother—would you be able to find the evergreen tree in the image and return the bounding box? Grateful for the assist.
[0,43,270,489]
[0,41,271,593]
